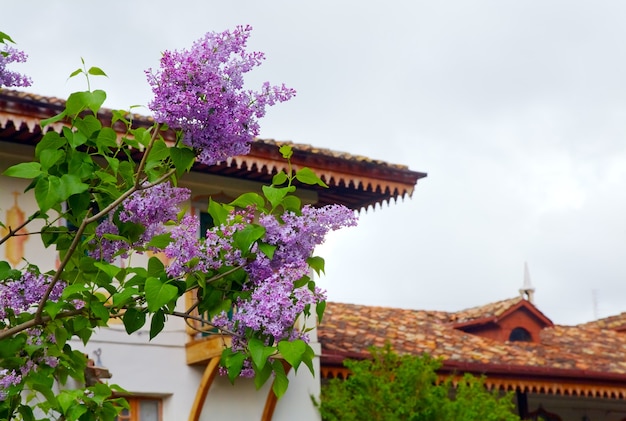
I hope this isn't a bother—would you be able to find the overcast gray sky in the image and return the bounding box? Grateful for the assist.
[4,1,626,325]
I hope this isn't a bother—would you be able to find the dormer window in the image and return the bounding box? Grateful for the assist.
[509,327,532,342]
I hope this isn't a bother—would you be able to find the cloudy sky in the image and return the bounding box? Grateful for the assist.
[4,1,626,325]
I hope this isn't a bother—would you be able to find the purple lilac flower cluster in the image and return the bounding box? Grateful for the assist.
[146,25,295,166]
[90,182,190,262]
[0,270,64,320]
[213,204,357,345]
[0,45,32,88]
[164,207,253,277]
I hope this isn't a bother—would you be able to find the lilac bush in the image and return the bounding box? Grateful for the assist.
[0,25,357,418]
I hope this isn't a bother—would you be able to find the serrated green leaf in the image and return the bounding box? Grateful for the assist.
[145,277,178,312]
[3,162,42,178]
[278,339,306,372]
[122,308,146,334]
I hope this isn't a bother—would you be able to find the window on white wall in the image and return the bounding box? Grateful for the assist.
[116,397,162,421]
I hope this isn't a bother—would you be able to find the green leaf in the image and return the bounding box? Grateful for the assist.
[146,138,169,167]
[282,195,301,213]
[271,360,289,399]
[44,299,65,320]
[88,66,108,77]
[295,167,328,187]
[301,344,316,375]
[58,390,79,414]
[35,131,66,158]
[60,174,89,200]
[3,162,42,178]
[97,127,118,150]
[89,300,110,325]
[279,144,293,159]
[149,310,165,340]
[254,359,274,390]
[278,339,306,372]
[94,261,121,279]
[145,277,178,312]
[0,335,26,358]
[233,224,265,253]
[248,338,276,371]
[66,90,106,116]
[272,171,288,186]
[122,308,146,334]
[74,114,102,137]
[257,242,276,260]
[208,199,230,226]
[229,192,266,209]
[146,233,172,249]
[307,256,325,276]
[147,256,165,277]
[262,185,295,209]
[112,286,138,307]
[316,300,327,324]
[0,31,15,44]
[221,349,246,384]
[35,175,62,211]
[170,146,196,177]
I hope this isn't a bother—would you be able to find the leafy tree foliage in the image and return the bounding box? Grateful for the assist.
[315,345,520,421]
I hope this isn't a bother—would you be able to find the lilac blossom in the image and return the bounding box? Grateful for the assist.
[120,182,190,226]
[213,204,356,347]
[146,25,295,166]
[0,369,21,400]
[0,269,64,320]
[0,45,32,88]
[90,182,190,262]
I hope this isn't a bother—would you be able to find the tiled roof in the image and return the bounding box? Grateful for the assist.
[579,312,626,331]
[319,301,626,393]
[0,89,426,211]
[449,297,523,324]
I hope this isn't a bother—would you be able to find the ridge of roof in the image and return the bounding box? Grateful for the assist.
[319,301,626,378]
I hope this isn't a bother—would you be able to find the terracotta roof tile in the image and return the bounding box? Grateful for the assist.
[319,301,626,377]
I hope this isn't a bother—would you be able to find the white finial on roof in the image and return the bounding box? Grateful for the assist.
[519,261,535,303]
